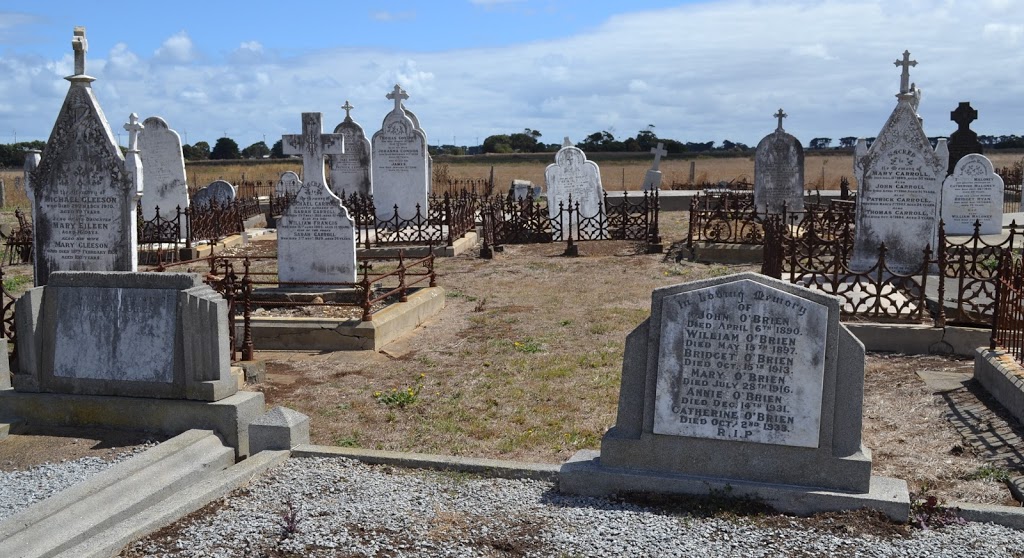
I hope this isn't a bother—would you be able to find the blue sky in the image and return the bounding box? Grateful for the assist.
[2,0,1024,150]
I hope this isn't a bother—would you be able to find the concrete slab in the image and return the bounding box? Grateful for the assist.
[917,370,972,392]
[559,450,910,522]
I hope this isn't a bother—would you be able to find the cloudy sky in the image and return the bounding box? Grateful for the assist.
[2,0,1023,150]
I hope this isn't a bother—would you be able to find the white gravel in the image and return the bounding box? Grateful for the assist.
[119,456,1024,558]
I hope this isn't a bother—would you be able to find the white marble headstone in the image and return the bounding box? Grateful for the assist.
[275,171,301,197]
[138,116,189,220]
[329,101,372,197]
[654,279,827,448]
[192,180,236,209]
[643,143,667,192]
[754,110,804,214]
[371,85,429,221]
[544,142,603,239]
[941,153,1003,235]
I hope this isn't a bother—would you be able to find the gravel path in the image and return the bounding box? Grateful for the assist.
[120,457,1024,558]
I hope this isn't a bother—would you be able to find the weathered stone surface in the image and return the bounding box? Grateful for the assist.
[249,406,310,453]
[329,100,372,197]
[30,27,140,286]
[941,153,1003,235]
[545,140,603,240]
[642,143,667,191]
[371,85,429,221]
[510,180,534,200]
[594,272,872,493]
[192,180,236,209]
[852,52,947,274]
[23,150,41,207]
[274,171,301,198]
[138,116,189,220]
[754,109,804,214]
[947,102,983,177]
[279,112,355,284]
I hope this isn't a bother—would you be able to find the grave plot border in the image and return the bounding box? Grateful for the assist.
[939,220,1022,326]
[334,190,478,250]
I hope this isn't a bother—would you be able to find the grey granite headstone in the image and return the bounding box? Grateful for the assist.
[13,271,236,401]
[329,100,372,197]
[371,85,429,221]
[559,272,908,518]
[510,179,534,200]
[754,109,804,214]
[947,102,983,177]
[30,27,141,286]
[192,180,236,209]
[851,51,947,274]
[274,171,301,198]
[545,140,603,239]
[138,116,189,220]
[642,143,667,191]
[941,153,1003,235]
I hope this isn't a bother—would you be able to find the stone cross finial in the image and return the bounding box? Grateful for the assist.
[72,26,88,75]
[774,108,787,132]
[951,102,978,132]
[386,85,409,114]
[650,142,667,171]
[894,50,917,95]
[341,100,354,120]
[562,137,572,147]
[282,112,346,186]
[124,113,144,152]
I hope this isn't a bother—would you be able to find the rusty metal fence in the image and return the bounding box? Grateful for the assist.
[992,254,1024,364]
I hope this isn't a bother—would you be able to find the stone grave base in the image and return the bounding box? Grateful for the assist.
[974,347,1024,425]
[0,389,264,458]
[356,230,479,259]
[236,287,444,351]
[845,323,989,357]
[560,449,910,522]
[679,242,763,264]
[251,287,363,304]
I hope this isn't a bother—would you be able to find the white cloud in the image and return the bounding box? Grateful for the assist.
[982,22,1024,45]
[153,31,197,64]
[230,40,269,65]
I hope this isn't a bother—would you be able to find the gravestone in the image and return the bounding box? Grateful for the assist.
[560,272,908,519]
[941,153,1003,235]
[192,180,236,209]
[946,102,983,176]
[329,100,372,197]
[274,171,301,197]
[13,271,235,401]
[754,109,804,214]
[371,85,429,221]
[510,179,535,200]
[22,149,41,207]
[402,102,433,191]
[851,51,947,274]
[138,116,189,222]
[545,138,603,239]
[278,112,355,284]
[30,28,142,286]
[642,143,667,191]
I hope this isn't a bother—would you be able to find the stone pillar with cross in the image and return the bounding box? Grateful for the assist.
[123,113,145,202]
[66,26,95,84]
[386,85,409,115]
[774,108,787,133]
[947,101,983,176]
[643,143,667,192]
[894,50,917,97]
[283,112,345,188]
[341,100,354,122]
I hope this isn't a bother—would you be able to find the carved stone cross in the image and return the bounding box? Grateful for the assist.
[123,113,144,152]
[341,100,354,120]
[562,137,572,147]
[894,50,917,94]
[951,102,978,132]
[72,26,88,76]
[386,85,409,113]
[774,108,787,132]
[650,142,667,171]
[282,112,345,186]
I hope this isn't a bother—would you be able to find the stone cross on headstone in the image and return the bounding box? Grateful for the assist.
[386,85,408,114]
[282,113,345,184]
[650,142,667,171]
[951,102,978,132]
[72,26,87,76]
[123,113,144,152]
[894,50,917,95]
[341,100,354,121]
[774,108,787,132]
[562,137,572,147]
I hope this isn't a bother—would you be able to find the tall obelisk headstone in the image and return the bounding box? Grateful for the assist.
[851,51,947,274]
[138,116,190,225]
[754,108,804,214]
[329,100,372,197]
[946,102,983,177]
[371,85,429,222]
[278,112,356,284]
[31,27,142,286]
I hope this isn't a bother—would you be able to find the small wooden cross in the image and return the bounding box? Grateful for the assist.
[341,100,354,120]
[774,108,787,132]
[386,85,409,114]
[282,112,345,186]
[950,102,978,132]
[72,26,88,76]
[650,142,667,171]
[893,50,917,94]
[123,113,144,152]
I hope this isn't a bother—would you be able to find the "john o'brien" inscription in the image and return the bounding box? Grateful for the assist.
[654,280,827,448]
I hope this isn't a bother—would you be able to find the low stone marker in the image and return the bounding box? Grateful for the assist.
[941,153,1003,235]
[192,180,236,209]
[510,179,535,200]
[560,272,909,520]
